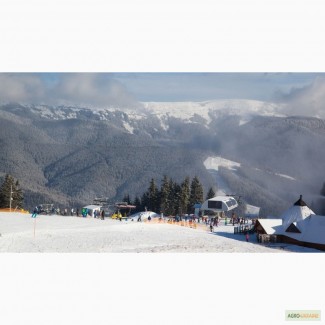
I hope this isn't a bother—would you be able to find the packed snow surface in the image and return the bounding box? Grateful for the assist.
[0,212,319,253]
[203,156,241,195]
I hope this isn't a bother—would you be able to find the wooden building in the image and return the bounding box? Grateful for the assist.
[256,196,325,251]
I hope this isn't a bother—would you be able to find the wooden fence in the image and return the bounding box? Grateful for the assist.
[234,224,255,234]
[257,234,279,243]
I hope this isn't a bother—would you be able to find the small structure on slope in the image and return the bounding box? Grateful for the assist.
[200,195,238,212]
[82,204,102,217]
[256,195,325,251]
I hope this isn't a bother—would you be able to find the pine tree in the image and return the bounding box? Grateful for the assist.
[206,187,216,200]
[167,178,176,215]
[147,178,159,212]
[172,182,182,215]
[140,192,149,211]
[13,180,24,209]
[133,196,141,212]
[189,176,204,212]
[160,175,170,215]
[138,175,205,216]
[0,174,24,209]
[122,194,131,204]
[180,176,190,215]
[0,174,12,208]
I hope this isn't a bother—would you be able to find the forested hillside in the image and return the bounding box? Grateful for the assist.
[1,101,325,214]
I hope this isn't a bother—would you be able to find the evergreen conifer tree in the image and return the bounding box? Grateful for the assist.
[206,187,216,200]
[13,180,24,209]
[160,175,170,215]
[139,175,205,216]
[133,196,141,212]
[180,176,190,215]
[0,174,24,209]
[147,178,159,212]
[140,192,149,211]
[189,176,204,212]
[172,182,182,215]
[167,178,176,215]
[122,194,131,204]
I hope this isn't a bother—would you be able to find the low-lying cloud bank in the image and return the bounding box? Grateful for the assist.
[0,73,141,108]
[1,73,325,119]
[275,76,325,118]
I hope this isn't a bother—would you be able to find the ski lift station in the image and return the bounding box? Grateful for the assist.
[195,196,238,216]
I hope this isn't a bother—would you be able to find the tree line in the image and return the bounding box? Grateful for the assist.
[122,175,216,216]
[0,174,24,209]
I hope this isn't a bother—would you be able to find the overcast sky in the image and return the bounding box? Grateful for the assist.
[115,73,325,101]
[1,73,325,117]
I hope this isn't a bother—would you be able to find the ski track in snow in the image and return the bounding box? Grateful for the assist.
[0,212,320,253]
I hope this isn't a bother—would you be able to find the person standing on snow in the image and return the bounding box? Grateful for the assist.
[209,221,214,232]
[245,232,250,242]
[215,216,219,227]
[31,207,38,218]
[232,212,236,226]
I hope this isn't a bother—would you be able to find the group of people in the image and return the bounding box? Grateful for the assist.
[206,215,250,242]
[31,206,80,217]
[31,206,107,220]
[208,217,220,232]
[95,209,105,220]
[81,208,105,220]
[230,213,249,226]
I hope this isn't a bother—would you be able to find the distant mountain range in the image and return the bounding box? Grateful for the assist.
[1,100,324,215]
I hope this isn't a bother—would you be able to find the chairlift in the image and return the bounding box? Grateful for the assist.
[111,202,136,219]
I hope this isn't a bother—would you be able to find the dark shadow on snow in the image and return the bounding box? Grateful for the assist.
[208,230,258,243]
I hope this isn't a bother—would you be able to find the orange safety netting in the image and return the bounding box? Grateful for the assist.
[0,208,29,213]
[144,218,208,231]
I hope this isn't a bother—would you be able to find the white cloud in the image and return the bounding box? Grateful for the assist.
[277,76,325,118]
[0,73,141,108]
[0,74,46,102]
[54,73,140,107]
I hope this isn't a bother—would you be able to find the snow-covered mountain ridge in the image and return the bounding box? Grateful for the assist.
[1,99,285,123]
[144,99,284,120]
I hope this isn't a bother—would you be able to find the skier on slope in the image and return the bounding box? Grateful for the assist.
[31,207,38,218]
